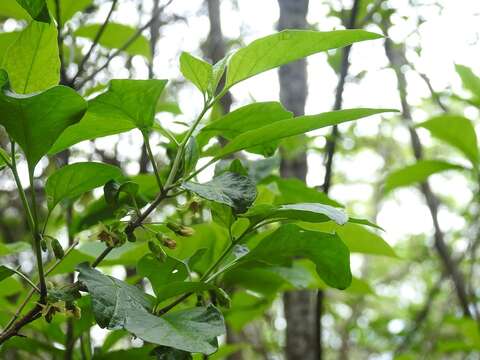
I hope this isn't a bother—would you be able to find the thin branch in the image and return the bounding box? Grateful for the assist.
[70,0,119,84]
[383,20,475,321]
[74,0,174,89]
[11,266,40,294]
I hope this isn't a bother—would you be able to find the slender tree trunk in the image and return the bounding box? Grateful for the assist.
[277,1,316,360]
[383,22,474,321]
[206,0,232,114]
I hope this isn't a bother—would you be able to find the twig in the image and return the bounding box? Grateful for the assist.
[74,0,174,89]
[11,266,40,294]
[70,0,118,84]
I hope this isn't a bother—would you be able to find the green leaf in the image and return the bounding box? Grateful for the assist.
[179,52,212,94]
[45,162,123,210]
[198,102,293,155]
[183,137,199,176]
[385,160,466,193]
[217,109,396,158]
[137,254,189,298]
[2,20,59,93]
[0,148,10,171]
[269,176,342,207]
[15,0,49,22]
[299,222,397,257]
[0,70,87,170]
[239,224,352,289]
[0,242,30,257]
[75,23,151,59]
[182,172,257,213]
[0,265,15,282]
[417,115,479,166]
[76,262,154,329]
[455,64,480,99]
[209,55,228,95]
[241,203,348,226]
[126,305,225,355]
[0,0,30,20]
[46,0,93,24]
[0,31,20,64]
[226,29,382,87]
[50,79,167,153]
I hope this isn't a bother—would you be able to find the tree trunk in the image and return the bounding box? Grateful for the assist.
[277,1,317,360]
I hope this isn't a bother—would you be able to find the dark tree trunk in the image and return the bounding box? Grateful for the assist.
[277,1,317,360]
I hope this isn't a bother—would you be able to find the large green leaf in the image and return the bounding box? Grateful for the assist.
[0,70,86,170]
[50,79,167,153]
[182,172,257,213]
[77,263,154,329]
[217,109,395,158]
[125,305,225,355]
[179,52,212,94]
[239,224,352,289]
[0,265,15,283]
[455,64,480,99]
[385,160,465,193]
[2,20,59,93]
[0,0,30,20]
[241,203,348,226]
[0,32,20,63]
[226,29,382,87]
[199,102,293,155]
[46,162,123,210]
[46,0,93,24]
[15,0,49,22]
[299,222,397,257]
[77,262,224,354]
[417,115,479,166]
[75,23,151,59]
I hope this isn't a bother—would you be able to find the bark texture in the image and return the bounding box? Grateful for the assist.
[277,1,316,360]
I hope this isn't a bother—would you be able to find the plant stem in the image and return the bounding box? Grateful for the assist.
[11,266,41,293]
[143,131,163,191]
[28,168,47,300]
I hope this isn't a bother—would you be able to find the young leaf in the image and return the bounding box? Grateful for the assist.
[385,160,466,193]
[417,115,479,166]
[226,29,382,87]
[45,162,123,210]
[50,79,167,153]
[238,224,352,289]
[179,52,212,94]
[0,70,87,170]
[455,64,480,99]
[75,23,151,59]
[3,20,59,93]
[182,172,257,213]
[76,263,155,329]
[209,55,228,96]
[15,0,49,22]
[241,203,348,226]
[216,108,396,158]
[0,148,11,171]
[125,305,225,355]
[0,265,15,283]
[183,137,199,176]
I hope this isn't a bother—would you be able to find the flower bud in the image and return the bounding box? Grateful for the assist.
[51,238,64,259]
[162,237,177,249]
